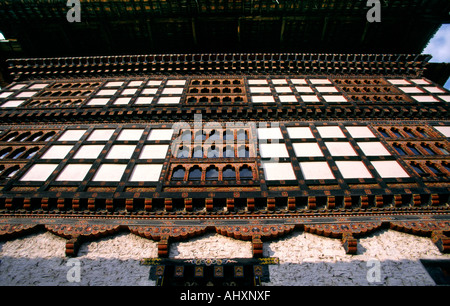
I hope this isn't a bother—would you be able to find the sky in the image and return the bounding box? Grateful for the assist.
[423,24,450,89]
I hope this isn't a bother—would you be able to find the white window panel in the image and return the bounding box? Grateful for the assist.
[140,144,169,159]
[371,161,409,178]
[41,145,73,159]
[148,129,174,141]
[58,130,86,141]
[310,79,331,84]
[248,79,268,85]
[56,164,92,181]
[387,79,411,85]
[292,142,323,157]
[117,129,144,141]
[299,162,335,180]
[114,97,131,105]
[20,164,58,181]
[399,87,424,93]
[16,91,38,98]
[325,142,357,156]
[271,79,288,84]
[257,127,283,139]
[249,87,271,93]
[0,91,14,98]
[423,86,446,93]
[410,79,430,85]
[275,87,292,93]
[323,95,347,103]
[357,142,391,156]
[1,100,25,107]
[121,88,138,95]
[259,143,289,158]
[286,127,315,139]
[161,87,184,95]
[166,80,186,86]
[251,96,275,103]
[147,80,162,86]
[29,83,48,89]
[438,95,450,102]
[10,84,27,90]
[87,129,115,141]
[158,96,181,104]
[433,126,450,137]
[96,89,117,96]
[291,79,307,84]
[411,95,439,103]
[135,97,154,104]
[104,81,124,87]
[279,95,297,103]
[295,86,314,93]
[300,95,320,103]
[316,86,338,93]
[262,162,296,180]
[106,145,136,159]
[92,164,127,181]
[74,145,104,159]
[128,81,143,87]
[87,98,110,106]
[141,88,158,95]
[346,126,376,138]
[317,126,345,138]
[335,161,372,179]
[129,164,163,182]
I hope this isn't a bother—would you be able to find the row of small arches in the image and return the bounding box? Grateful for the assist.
[176,145,250,158]
[191,80,241,85]
[189,87,242,94]
[1,131,56,143]
[409,161,450,176]
[0,147,40,160]
[392,142,449,156]
[171,164,254,181]
[0,165,20,180]
[178,129,249,142]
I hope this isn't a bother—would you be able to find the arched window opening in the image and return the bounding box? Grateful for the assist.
[10,147,26,159]
[0,147,12,159]
[207,146,219,158]
[393,144,406,156]
[222,166,236,180]
[22,147,39,159]
[177,146,189,158]
[239,165,253,180]
[171,166,186,181]
[223,146,234,158]
[188,166,202,181]
[192,147,203,158]
[205,166,219,181]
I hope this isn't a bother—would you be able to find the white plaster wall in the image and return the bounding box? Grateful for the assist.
[1,229,450,286]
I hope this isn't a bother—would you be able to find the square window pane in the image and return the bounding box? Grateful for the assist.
[249,87,271,93]
[166,80,186,86]
[423,86,445,93]
[371,161,409,178]
[251,96,275,103]
[135,97,154,104]
[96,89,117,96]
[411,95,439,103]
[387,79,411,85]
[279,95,297,103]
[58,130,86,141]
[325,142,357,156]
[1,100,25,107]
[121,88,138,95]
[295,86,313,93]
[87,98,109,106]
[438,95,450,102]
[104,81,124,87]
[29,84,49,89]
[346,126,376,138]
[161,87,184,95]
[128,81,143,87]
[316,86,338,92]
[287,127,315,139]
[129,164,163,182]
[74,145,104,159]
[357,142,391,156]
[92,164,127,181]
[323,95,347,103]
[257,127,283,139]
[117,129,143,141]
[275,86,292,93]
[0,91,14,98]
[272,79,288,84]
[301,95,320,103]
[16,91,38,98]
[433,126,450,137]
[20,164,58,181]
[87,129,115,141]
[148,129,174,141]
[399,87,424,93]
[140,144,169,159]
[310,79,331,84]
[335,161,372,179]
[106,145,136,159]
[114,97,131,105]
[56,164,92,181]
[291,79,307,84]
[262,162,296,180]
[147,80,162,86]
[10,84,27,90]
[248,79,268,85]
[158,97,181,104]
[299,162,335,180]
[317,126,345,138]
[142,88,158,95]
[259,143,289,158]
[292,143,323,157]
[41,145,73,159]
[410,79,430,85]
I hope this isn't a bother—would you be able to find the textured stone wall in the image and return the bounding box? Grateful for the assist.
[1,229,449,286]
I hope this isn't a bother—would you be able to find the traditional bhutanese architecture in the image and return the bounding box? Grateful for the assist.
[0,1,450,287]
